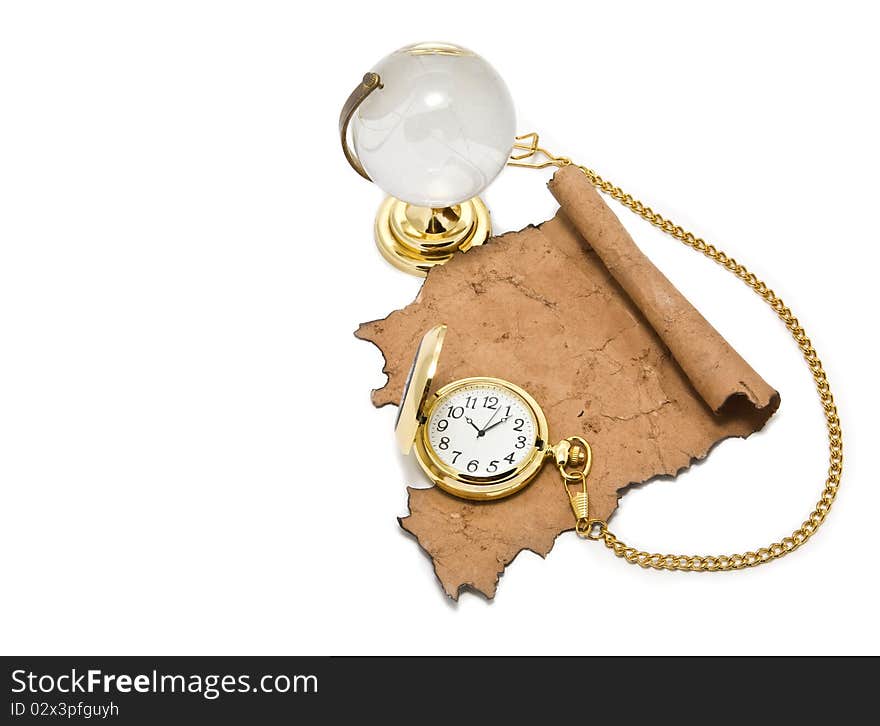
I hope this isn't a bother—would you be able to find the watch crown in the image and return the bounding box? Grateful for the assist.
[567,444,586,468]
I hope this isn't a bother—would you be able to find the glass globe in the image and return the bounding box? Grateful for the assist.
[352,42,516,209]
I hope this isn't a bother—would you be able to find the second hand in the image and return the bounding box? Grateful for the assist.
[478,406,501,438]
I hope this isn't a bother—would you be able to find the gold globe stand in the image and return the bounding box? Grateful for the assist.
[374,196,491,276]
[340,72,491,276]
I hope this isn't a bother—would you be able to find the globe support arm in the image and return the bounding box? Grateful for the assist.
[339,72,383,181]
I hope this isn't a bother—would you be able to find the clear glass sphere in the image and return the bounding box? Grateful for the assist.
[352,42,516,208]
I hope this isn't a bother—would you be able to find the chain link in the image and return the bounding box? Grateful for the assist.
[510,137,844,571]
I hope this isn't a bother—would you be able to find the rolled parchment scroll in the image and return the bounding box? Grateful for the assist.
[549,164,779,418]
[357,167,779,599]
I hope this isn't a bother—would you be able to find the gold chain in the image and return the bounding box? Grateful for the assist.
[510,133,844,571]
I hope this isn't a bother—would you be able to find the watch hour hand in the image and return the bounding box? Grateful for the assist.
[465,417,482,435]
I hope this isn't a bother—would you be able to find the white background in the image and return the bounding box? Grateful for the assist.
[1,1,877,655]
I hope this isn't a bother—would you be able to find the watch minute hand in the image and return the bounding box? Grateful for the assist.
[482,416,511,434]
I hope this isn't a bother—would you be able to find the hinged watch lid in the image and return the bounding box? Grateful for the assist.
[395,324,446,455]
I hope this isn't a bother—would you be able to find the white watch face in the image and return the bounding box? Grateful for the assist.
[426,382,538,478]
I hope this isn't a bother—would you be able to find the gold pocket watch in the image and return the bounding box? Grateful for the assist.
[396,325,594,524]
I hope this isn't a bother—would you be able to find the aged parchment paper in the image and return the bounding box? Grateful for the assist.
[356,166,779,599]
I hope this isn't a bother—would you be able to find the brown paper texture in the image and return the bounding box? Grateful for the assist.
[356,167,779,599]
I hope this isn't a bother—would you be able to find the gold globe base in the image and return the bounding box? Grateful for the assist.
[374,196,491,276]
